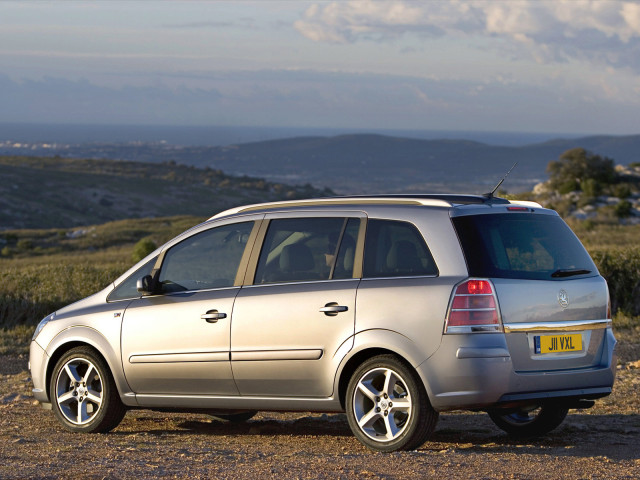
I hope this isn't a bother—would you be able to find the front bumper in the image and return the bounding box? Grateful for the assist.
[29,340,51,404]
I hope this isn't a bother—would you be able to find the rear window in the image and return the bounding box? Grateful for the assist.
[452,213,597,280]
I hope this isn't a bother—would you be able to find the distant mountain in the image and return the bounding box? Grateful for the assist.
[0,156,331,230]
[1,133,639,194]
[191,133,640,193]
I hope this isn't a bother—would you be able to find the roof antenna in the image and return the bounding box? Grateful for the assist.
[484,162,518,199]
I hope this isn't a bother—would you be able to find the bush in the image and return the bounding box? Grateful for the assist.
[614,200,633,219]
[591,248,640,316]
[132,238,157,263]
[613,183,631,199]
[17,239,34,251]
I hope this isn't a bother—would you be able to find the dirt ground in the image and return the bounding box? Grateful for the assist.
[1,334,639,480]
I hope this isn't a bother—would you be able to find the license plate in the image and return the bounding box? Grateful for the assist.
[534,333,582,354]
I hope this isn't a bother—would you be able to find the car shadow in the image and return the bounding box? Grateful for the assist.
[115,411,640,460]
[175,413,353,438]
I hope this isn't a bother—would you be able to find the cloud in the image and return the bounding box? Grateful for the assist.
[163,18,257,29]
[1,68,638,133]
[294,1,640,70]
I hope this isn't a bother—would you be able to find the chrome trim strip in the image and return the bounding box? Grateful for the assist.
[503,319,612,333]
[360,274,439,281]
[231,349,323,361]
[245,278,360,288]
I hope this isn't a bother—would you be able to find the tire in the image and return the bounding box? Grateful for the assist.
[345,354,438,452]
[488,403,569,438]
[50,346,126,433]
[209,410,257,423]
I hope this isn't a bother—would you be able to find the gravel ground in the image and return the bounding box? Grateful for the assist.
[1,334,639,480]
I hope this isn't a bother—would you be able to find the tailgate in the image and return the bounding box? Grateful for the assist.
[494,276,610,372]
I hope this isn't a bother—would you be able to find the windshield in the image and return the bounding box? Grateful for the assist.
[452,213,597,281]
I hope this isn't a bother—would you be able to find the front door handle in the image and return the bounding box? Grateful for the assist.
[319,303,348,316]
[201,310,227,323]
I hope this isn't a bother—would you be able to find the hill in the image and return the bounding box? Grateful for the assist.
[3,133,639,194]
[0,156,332,230]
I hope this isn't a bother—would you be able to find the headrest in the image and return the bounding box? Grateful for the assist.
[280,244,315,272]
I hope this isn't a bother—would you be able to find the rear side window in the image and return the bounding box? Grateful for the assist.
[363,220,438,278]
[452,213,597,280]
[254,217,357,284]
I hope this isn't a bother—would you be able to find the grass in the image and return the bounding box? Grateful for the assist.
[0,325,34,355]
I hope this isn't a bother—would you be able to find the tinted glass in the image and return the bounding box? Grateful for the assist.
[108,256,157,302]
[158,222,253,292]
[363,220,438,278]
[254,217,348,284]
[452,213,597,280]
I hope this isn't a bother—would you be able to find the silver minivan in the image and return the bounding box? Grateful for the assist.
[29,194,617,452]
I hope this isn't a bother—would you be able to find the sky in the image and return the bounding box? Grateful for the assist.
[1,0,639,135]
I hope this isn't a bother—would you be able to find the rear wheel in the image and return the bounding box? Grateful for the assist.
[346,355,438,452]
[488,403,568,437]
[50,347,126,433]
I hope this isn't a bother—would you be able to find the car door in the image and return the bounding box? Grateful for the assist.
[231,213,364,397]
[121,218,259,395]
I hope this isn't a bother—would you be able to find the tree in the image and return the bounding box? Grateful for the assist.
[547,148,616,193]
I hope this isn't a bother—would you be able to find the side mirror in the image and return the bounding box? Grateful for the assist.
[136,275,157,296]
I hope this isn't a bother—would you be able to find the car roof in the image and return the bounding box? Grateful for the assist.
[209,194,542,220]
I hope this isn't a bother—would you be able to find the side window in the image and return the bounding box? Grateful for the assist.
[254,217,356,284]
[363,219,438,278]
[108,256,157,302]
[158,222,253,292]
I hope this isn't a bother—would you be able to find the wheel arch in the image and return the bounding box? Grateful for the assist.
[336,329,431,409]
[44,327,132,403]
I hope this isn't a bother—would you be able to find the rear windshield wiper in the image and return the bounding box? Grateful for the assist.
[551,268,592,278]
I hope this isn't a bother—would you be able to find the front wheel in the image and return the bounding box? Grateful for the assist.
[346,355,438,452]
[50,347,126,433]
[488,403,569,437]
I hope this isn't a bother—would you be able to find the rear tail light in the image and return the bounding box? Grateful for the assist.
[445,279,503,333]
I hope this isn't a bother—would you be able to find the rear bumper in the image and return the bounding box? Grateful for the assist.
[417,328,617,412]
[496,386,611,406]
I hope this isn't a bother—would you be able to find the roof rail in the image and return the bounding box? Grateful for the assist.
[334,194,511,205]
[208,194,515,220]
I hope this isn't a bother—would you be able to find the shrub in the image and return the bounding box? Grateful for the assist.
[132,238,157,263]
[17,239,34,251]
[613,183,631,199]
[614,200,633,219]
[591,248,640,316]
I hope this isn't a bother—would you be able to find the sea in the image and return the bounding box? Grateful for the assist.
[0,122,582,147]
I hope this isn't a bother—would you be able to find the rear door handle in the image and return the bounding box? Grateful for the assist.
[201,310,227,323]
[319,303,348,316]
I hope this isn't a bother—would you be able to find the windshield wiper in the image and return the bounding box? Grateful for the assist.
[551,268,592,278]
